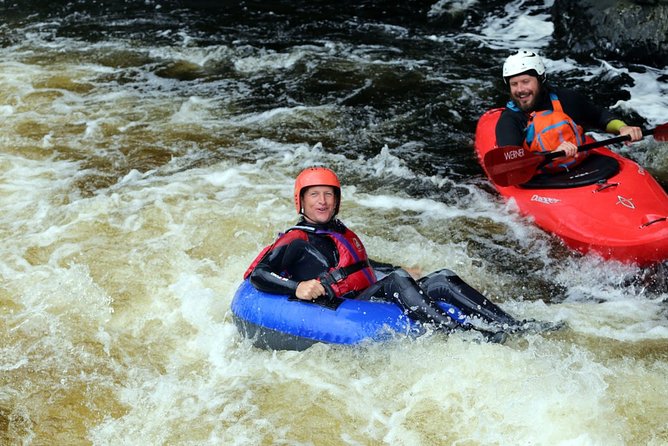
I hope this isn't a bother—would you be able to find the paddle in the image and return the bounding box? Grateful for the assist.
[483,123,668,187]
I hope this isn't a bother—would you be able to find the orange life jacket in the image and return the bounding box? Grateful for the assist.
[524,93,587,172]
[244,224,377,298]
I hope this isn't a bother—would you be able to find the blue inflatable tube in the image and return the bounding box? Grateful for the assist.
[231,279,468,350]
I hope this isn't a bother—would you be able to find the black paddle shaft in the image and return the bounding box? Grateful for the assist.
[544,128,655,162]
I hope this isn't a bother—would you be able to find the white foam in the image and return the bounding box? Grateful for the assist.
[234,48,307,73]
[170,96,217,124]
[468,0,555,50]
[428,0,479,18]
[618,65,668,126]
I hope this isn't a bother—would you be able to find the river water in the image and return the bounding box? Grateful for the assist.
[1,1,667,445]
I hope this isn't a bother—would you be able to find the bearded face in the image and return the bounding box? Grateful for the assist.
[508,74,542,112]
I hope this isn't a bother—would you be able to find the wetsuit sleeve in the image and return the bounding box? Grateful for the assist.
[605,119,628,134]
[495,109,526,147]
[248,242,301,296]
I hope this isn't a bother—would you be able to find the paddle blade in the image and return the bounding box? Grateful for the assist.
[652,123,668,142]
[483,146,544,187]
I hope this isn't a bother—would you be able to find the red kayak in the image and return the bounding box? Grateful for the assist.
[474,108,668,266]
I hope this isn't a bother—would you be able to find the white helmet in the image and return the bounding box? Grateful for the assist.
[502,49,546,84]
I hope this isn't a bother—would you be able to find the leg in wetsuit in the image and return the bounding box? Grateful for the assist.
[357,268,529,343]
[417,269,564,334]
[418,269,519,328]
[357,269,463,331]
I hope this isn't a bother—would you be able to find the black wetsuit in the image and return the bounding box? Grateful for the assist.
[249,218,519,334]
[495,85,618,147]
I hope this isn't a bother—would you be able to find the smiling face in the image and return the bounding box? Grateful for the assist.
[301,185,337,224]
[508,73,541,112]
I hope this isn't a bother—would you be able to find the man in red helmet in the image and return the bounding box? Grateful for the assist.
[244,167,522,339]
[496,49,642,173]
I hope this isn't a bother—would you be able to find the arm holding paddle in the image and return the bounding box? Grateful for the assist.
[618,124,643,143]
[552,124,642,161]
[484,124,668,187]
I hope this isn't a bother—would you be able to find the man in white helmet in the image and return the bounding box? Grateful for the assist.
[495,49,642,173]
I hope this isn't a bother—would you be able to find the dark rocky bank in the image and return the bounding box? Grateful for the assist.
[552,0,668,68]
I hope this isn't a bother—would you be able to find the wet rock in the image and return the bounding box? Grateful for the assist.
[552,0,668,67]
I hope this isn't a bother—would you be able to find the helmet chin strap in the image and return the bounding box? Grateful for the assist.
[300,208,315,223]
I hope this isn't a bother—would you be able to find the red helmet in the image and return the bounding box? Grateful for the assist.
[293,167,341,214]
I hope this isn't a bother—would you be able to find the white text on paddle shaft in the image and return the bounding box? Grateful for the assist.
[504,148,525,160]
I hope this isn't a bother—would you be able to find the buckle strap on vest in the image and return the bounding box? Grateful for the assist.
[318,260,370,287]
